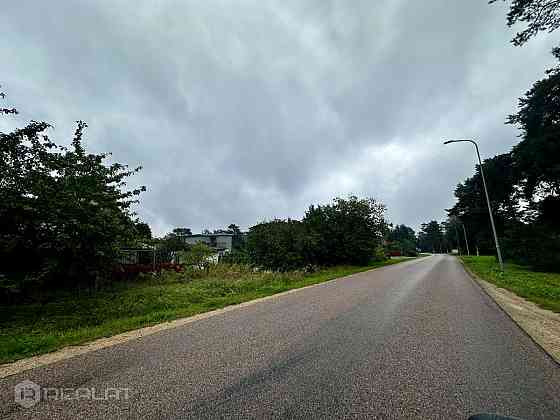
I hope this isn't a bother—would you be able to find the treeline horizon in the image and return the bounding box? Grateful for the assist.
[417,58,560,270]
[415,1,560,271]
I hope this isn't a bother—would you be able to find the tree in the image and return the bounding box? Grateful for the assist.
[213,229,229,234]
[417,221,444,253]
[246,219,315,271]
[507,51,560,199]
[501,52,560,270]
[442,218,464,254]
[1,97,145,291]
[181,242,213,271]
[443,56,560,268]
[246,196,387,270]
[0,87,17,115]
[387,224,417,256]
[447,152,520,254]
[173,227,192,236]
[226,223,246,250]
[303,196,387,265]
[490,0,560,46]
[134,222,152,242]
[463,1,560,270]
[213,224,242,234]
[155,230,191,263]
[502,216,560,270]
[213,224,244,244]
[228,224,242,235]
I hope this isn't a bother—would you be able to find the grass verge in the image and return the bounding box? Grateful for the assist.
[0,258,410,364]
[460,256,560,313]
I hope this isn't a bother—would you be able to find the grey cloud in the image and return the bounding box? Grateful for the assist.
[1,0,557,235]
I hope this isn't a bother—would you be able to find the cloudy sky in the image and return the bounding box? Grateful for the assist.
[1,1,557,235]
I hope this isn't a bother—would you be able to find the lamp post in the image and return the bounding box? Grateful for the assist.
[454,223,461,255]
[462,223,470,256]
[444,139,504,271]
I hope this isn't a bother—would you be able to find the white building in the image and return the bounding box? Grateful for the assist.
[180,233,234,256]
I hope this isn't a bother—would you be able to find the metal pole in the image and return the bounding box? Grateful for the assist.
[454,224,461,255]
[472,142,504,271]
[462,224,470,256]
[443,139,504,271]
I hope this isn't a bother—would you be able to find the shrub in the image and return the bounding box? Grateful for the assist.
[0,119,145,294]
[246,219,317,271]
[178,243,214,271]
[246,196,388,270]
[219,248,251,265]
[302,196,387,266]
[503,223,560,272]
[373,245,387,262]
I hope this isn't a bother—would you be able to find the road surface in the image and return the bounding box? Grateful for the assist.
[1,255,559,419]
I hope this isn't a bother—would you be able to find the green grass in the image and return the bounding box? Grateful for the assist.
[0,258,409,364]
[460,256,560,313]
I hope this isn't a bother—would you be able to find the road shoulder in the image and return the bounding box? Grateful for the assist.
[0,258,426,379]
[461,262,560,364]
[0,279,336,380]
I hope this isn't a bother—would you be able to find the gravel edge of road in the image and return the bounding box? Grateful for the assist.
[460,260,560,365]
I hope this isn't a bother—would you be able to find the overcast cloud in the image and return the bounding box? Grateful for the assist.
[1,0,557,235]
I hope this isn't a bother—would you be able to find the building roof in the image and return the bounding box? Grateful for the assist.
[183,233,235,238]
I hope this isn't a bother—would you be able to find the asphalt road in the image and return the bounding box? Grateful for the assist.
[1,255,559,419]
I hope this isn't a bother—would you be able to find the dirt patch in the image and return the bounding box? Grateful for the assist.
[469,270,560,364]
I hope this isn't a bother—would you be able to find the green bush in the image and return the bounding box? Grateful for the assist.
[219,248,251,265]
[373,245,388,261]
[0,119,145,295]
[503,223,560,272]
[246,196,387,270]
[302,196,386,266]
[246,219,316,271]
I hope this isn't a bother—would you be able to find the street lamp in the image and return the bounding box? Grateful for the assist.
[462,223,470,256]
[443,139,504,271]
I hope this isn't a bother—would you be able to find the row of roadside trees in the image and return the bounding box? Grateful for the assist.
[415,220,469,256]
[425,0,560,271]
